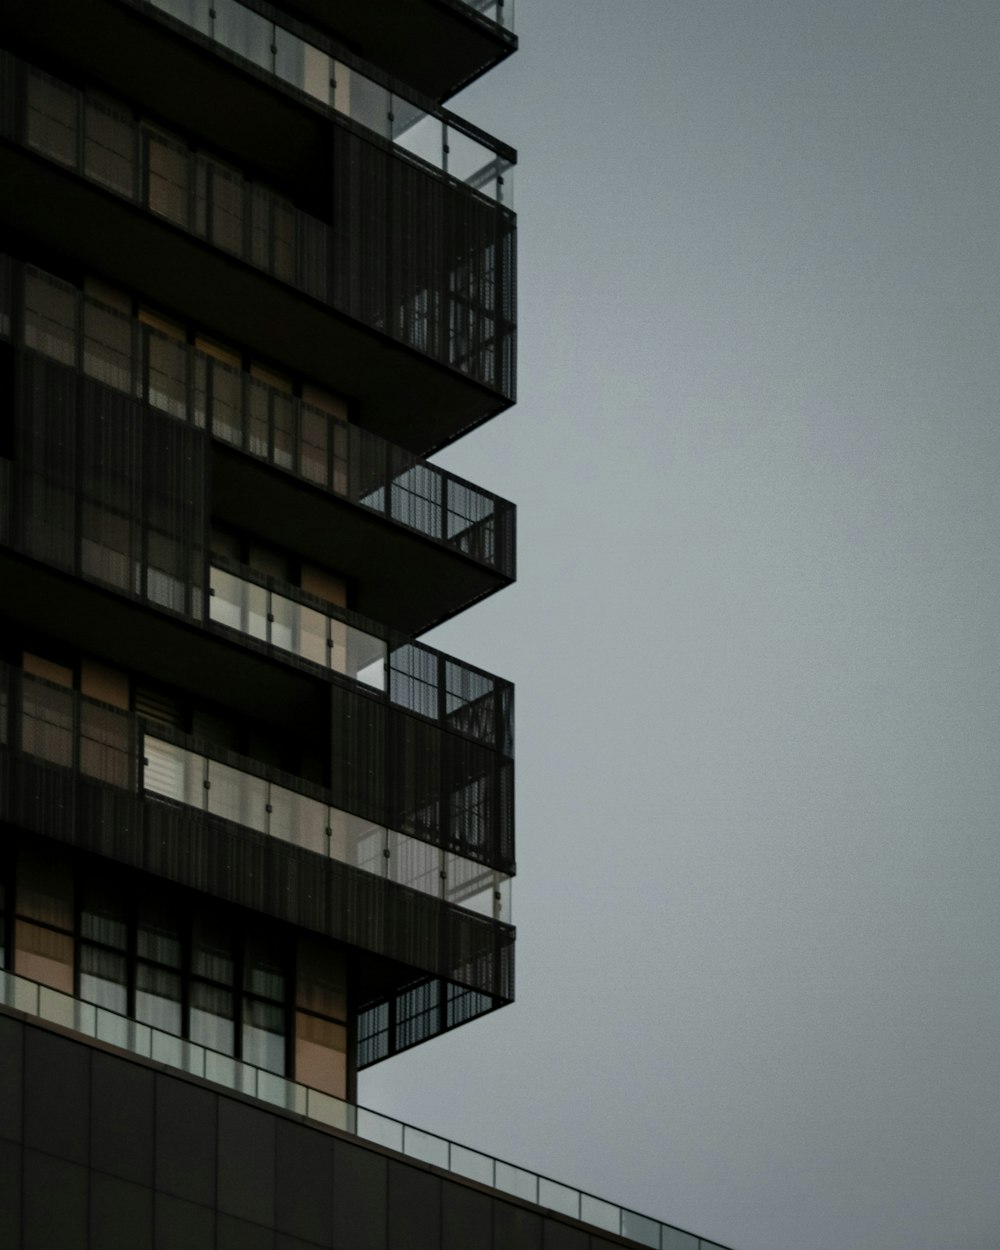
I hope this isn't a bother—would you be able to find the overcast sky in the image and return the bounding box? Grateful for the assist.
[361,5,1000,1248]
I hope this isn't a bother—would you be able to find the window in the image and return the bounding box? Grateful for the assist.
[74,888,292,1075]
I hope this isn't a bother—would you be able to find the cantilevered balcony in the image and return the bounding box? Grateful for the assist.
[0,47,516,448]
[0,665,514,1020]
[1,256,515,630]
[282,0,516,103]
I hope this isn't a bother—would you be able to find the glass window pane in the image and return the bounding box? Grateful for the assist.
[137,906,182,967]
[192,919,234,984]
[84,301,133,393]
[21,676,74,767]
[244,937,284,1000]
[208,160,245,255]
[144,330,189,419]
[24,270,77,366]
[26,68,78,167]
[80,945,127,1014]
[79,702,131,788]
[190,980,234,1054]
[136,962,182,1034]
[84,95,135,197]
[242,998,285,1073]
[299,404,330,487]
[146,130,191,227]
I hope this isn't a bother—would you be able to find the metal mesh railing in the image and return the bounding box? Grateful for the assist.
[3,255,514,579]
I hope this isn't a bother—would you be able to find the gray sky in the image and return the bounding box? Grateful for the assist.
[361,4,1000,1248]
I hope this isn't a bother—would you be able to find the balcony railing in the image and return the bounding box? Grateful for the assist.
[5,668,512,919]
[210,560,514,756]
[7,667,511,919]
[5,258,515,580]
[1,968,735,1250]
[0,49,515,398]
[136,0,515,203]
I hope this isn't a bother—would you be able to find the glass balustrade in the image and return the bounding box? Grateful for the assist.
[2,52,514,396]
[0,966,735,1250]
[142,0,514,204]
[208,562,512,754]
[8,668,511,922]
[142,735,511,922]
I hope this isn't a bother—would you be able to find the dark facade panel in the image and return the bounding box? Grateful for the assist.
[0,1012,23,1141]
[388,1159,443,1250]
[154,1074,219,1207]
[22,1149,89,1250]
[154,1194,217,1250]
[275,1119,335,1244]
[23,1026,91,1164]
[90,1049,156,1185]
[217,1098,278,1228]
[2,1014,685,1250]
[89,1171,155,1250]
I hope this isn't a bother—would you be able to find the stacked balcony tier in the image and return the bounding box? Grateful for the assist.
[0,43,516,451]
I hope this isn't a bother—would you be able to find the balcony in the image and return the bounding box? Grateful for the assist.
[2,257,515,630]
[0,47,516,447]
[279,0,516,103]
[1,665,514,1015]
[209,560,513,757]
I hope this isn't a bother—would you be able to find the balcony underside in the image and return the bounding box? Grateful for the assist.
[0,145,509,454]
[213,448,511,635]
[0,550,331,741]
[4,0,335,210]
[291,0,517,102]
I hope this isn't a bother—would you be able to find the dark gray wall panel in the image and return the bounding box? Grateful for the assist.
[275,1119,335,1246]
[154,1193,216,1250]
[218,1212,276,1250]
[442,1178,493,1250]
[90,1171,154,1250]
[217,1099,277,1229]
[0,1138,22,1248]
[22,1149,88,1250]
[91,1049,156,1185]
[154,1074,218,1207]
[0,1013,23,1142]
[24,1028,90,1164]
[544,1221,590,1250]
[387,1159,442,1250]
[332,1137,387,1250]
[494,1201,542,1250]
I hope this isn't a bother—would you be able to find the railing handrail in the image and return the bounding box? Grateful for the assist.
[127,0,517,185]
[0,968,735,1250]
[8,663,515,895]
[211,554,513,699]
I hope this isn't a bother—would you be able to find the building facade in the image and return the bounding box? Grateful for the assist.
[0,3,738,1247]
